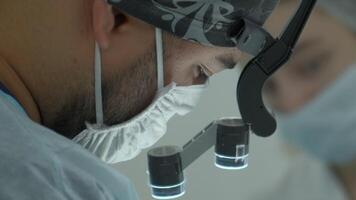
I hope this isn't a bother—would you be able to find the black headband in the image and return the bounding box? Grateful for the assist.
[108,0,279,54]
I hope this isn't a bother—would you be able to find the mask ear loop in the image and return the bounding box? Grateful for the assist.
[95,28,162,125]
[95,42,104,125]
[155,28,164,90]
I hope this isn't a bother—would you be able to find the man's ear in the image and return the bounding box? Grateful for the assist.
[93,0,126,49]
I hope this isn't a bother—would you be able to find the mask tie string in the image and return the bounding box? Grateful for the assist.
[155,28,164,90]
[95,42,104,125]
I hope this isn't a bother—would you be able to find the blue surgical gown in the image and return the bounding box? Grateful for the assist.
[0,91,140,200]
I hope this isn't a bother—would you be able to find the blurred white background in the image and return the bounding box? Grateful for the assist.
[113,68,293,200]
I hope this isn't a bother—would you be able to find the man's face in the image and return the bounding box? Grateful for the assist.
[262,1,356,114]
[51,8,240,138]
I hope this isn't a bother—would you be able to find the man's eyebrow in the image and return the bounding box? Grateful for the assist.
[216,54,237,69]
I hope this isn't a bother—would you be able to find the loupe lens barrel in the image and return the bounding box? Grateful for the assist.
[148,146,185,199]
[215,118,250,170]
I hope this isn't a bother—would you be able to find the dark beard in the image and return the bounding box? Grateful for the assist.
[49,49,157,139]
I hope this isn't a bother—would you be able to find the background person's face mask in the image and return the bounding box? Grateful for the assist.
[277,64,356,164]
[73,28,208,164]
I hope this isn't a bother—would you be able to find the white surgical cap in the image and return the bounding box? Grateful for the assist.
[318,0,356,32]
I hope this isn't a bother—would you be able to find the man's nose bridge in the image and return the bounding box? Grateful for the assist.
[268,76,299,113]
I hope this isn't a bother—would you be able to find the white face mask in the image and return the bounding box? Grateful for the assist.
[277,65,356,164]
[73,28,208,164]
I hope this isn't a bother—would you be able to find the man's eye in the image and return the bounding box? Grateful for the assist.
[199,67,209,78]
[199,64,213,77]
[192,65,210,83]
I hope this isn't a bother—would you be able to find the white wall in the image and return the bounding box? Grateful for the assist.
[113,68,293,200]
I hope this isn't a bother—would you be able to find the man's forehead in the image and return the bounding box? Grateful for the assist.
[108,0,279,48]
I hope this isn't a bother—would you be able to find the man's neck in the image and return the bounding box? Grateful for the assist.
[332,161,356,200]
[0,56,41,123]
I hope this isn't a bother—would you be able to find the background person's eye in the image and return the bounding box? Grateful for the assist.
[297,59,323,78]
[294,50,332,79]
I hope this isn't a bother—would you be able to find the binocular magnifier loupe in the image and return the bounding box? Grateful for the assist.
[147,118,250,199]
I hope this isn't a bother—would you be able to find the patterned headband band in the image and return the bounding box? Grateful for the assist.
[108,0,279,49]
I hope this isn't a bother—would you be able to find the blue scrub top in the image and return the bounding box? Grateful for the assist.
[0,88,140,200]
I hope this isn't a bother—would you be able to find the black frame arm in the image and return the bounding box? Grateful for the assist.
[236,0,318,137]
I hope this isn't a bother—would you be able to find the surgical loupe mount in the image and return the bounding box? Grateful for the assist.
[147,118,250,199]
[146,0,318,199]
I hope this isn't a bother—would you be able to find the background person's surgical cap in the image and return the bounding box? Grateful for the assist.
[108,0,280,47]
[318,0,356,32]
